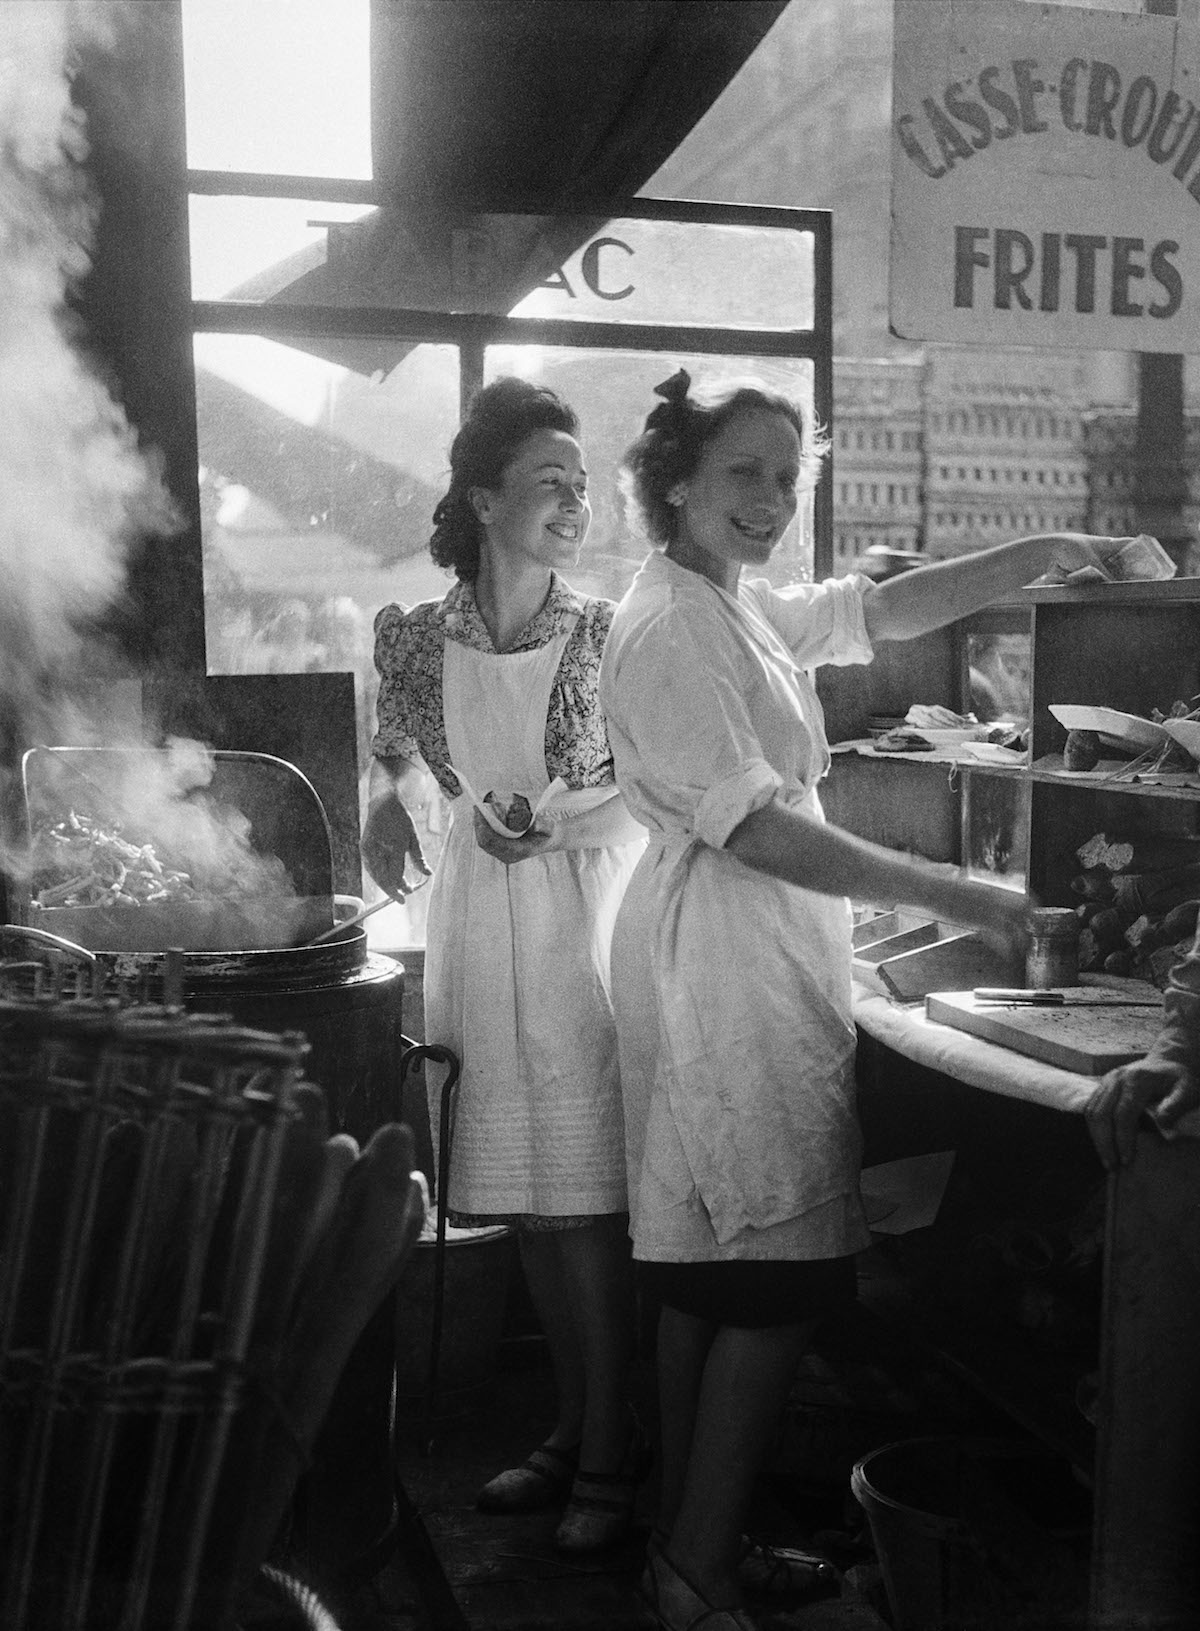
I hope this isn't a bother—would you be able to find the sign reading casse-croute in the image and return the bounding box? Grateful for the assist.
[890,0,1200,350]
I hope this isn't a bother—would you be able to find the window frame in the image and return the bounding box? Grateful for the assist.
[188,176,835,577]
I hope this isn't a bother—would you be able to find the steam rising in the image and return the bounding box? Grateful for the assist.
[0,1,176,748]
[87,737,295,900]
[1,8,310,938]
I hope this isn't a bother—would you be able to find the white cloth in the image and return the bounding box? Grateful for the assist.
[426,621,640,1216]
[852,987,1101,1114]
[599,552,877,1260]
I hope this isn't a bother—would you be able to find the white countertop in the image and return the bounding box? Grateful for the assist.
[852,983,1099,1115]
[854,985,1200,1143]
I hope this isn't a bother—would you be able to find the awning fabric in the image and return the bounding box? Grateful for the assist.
[369,0,788,209]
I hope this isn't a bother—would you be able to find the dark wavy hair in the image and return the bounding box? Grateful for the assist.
[429,377,581,581]
[620,367,830,547]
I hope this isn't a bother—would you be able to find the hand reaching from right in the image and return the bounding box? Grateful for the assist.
[1086,1053,1198,1170]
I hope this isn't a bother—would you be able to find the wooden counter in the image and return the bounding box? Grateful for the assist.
[853,988,1200,1631]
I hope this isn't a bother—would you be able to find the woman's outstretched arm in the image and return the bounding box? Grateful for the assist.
[862,532,1124,643]
[727,797,1028,953]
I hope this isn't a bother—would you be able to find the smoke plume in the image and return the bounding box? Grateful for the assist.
[1,8,311,940]
[0,1,176,751]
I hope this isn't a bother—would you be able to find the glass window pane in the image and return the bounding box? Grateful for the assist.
[965,774,1028,892]
[483,347,818,601]
[189,198,375,301]
[195,206,814,332]
[182,0,371,179]
[196,335,460,945]
[967,628,1032,725]
[508,219,814,331]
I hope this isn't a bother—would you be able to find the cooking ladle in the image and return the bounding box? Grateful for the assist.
[302,879,427,947]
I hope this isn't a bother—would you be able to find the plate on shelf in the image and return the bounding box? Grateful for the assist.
[964,741,1026,765]
[1162,718,1200,765]
[865,715,906,738]
[908,727,991,748]
[1048,704,1171,753]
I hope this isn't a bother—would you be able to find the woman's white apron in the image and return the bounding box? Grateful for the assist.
[423,624,634,1216]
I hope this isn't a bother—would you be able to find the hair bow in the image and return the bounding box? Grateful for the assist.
[646,367,692,433]
[653,368,691,406]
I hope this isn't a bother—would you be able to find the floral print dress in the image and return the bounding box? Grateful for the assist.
[372,574,643,1224]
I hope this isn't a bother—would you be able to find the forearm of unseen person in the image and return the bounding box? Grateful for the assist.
[1149,942,1200,1082]
[862,533,1107,643]
[1085,954,1200,1167]
[726,797,1027,944]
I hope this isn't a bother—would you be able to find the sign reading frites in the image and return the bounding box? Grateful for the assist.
[890,0,1200,350]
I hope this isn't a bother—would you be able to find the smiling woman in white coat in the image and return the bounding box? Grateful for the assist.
[601,366,1123,1631]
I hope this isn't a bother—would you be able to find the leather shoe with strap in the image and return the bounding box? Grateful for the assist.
[553,1424,652,1553]
[637,1545,759,1631]
[476,1442,579,1513]
[737,1534,839,1598]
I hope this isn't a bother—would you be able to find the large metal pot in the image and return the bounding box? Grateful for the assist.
[17,745,339,952]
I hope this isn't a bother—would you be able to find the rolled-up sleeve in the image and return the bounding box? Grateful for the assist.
[1154,928,1200,1069]
[694,763,780,849]
[605,605,783,849]
[747,573,874,668]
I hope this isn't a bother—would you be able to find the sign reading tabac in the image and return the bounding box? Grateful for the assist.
[890,0,1200,350]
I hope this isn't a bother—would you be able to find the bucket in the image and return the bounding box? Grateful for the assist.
[851,1437,1082,1631]
[394,1223,514,1424]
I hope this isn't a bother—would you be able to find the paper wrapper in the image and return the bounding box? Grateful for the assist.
[448,765,569,838]
[1061,535,1178,586]
[448,765,617,837]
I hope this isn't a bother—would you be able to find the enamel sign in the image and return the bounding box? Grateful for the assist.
[891,1,1200,350]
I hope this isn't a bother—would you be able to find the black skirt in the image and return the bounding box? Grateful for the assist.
[636,1253,858,1328]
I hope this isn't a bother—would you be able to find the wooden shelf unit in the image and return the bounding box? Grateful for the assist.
[827,580,1200,1629]
[820,579,1200,897]
[1025,581,1200,900]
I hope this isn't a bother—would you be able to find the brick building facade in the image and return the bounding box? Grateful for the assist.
[833,354,1200,569]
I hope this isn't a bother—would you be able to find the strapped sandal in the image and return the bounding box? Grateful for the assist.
[736,1533,839,1599]
[553,1424,652,1554]
[475,1441,579,1513]
[637,1546,759,1631]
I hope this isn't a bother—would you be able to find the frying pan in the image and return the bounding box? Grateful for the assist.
[17,748,337,952]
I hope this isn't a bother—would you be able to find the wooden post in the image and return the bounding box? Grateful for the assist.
[1135,0,1191,565]
[1090,1131,1200,1630]
[1134,352,1189,559]
[69,3,206,678]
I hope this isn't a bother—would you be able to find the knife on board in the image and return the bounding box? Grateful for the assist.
[972,988,1164,1007]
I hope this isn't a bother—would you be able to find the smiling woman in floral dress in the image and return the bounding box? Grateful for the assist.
[362,377,647,1552]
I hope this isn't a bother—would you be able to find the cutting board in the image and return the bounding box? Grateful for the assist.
[925,989,1166,1074]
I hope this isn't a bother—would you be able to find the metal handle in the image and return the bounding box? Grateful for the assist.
[0,922,98,962]
[301,896,395,947]
[973,987,1065,1004]
[397,1044,461,1436]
